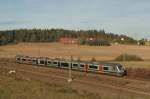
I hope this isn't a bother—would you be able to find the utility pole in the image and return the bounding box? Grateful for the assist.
[121,37,126,61]
[38,32,41,57]
[123,53,126,62]
[68,55,73,83]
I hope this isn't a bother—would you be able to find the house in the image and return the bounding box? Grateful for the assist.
[59,37,110,46]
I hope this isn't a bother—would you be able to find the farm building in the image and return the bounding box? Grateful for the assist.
[59,38,79,44]
[85,38,111,46]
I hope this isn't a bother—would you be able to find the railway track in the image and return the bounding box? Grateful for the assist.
[0,60,149,85]
[0,61,150,97]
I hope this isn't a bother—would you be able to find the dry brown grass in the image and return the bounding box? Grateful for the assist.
[1,43,150,60]
[0,75,102,99]
[0,42,150,68]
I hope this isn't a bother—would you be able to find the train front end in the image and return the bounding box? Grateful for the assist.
[116,64,127,76]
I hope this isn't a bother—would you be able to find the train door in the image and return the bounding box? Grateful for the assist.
[103,64,109,73]
[79,63,85,71]
[58,61,61,67]
[32,58,37,65]
[85,64,88,72]
[99,64,103,73]
[27,57,33,64]
[47,60,52,66]
[112,65,118,73]
[21,57,27,63]
[22,57,30,64]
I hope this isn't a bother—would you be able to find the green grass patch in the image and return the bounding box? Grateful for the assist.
[115,54,143,61]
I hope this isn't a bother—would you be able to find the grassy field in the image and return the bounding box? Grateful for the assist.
[0,73,148,99]
[0,75,103,99]
[0,43,150,68]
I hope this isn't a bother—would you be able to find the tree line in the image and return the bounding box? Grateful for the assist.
[0,28,137,45]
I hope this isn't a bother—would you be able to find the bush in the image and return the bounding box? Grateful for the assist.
[91,57,96,62]
[115,54,143,61]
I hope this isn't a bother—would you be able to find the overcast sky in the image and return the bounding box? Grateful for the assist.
[0,0,150,39]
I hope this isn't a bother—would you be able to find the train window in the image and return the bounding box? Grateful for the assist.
[16,58,20,60]
[73,63,78,67]
[22,59,26,61]
[47,61,51,64]
[53,62,58,65]
[80,64,84,68]
[103,67,109,71]
[61,62,69,67]
[32,60,37,64]
[32,60,36,62]
[28,59,32,61]
[40,60,45,64]
[89,65,98,69]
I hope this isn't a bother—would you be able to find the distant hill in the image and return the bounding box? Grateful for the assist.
[0,28,137,45]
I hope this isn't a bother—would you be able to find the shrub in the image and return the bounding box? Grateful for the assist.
[91,57,96,62]
[115,54,143,61]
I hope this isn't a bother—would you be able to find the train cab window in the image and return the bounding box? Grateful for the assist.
[117,65,123,70]
[103,67,109,71]
[89,65,98,69]
[117,65,124,72]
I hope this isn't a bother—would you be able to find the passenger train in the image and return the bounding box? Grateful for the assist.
[15,55,127,76]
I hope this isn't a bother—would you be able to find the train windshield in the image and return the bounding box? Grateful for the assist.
[116,64,125,72]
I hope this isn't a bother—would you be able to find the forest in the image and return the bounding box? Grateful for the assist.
[0,28,137,45]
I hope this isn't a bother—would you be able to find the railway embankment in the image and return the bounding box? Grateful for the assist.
[0,58,150,99]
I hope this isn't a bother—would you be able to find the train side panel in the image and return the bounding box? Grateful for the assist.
[15,55,126,77]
